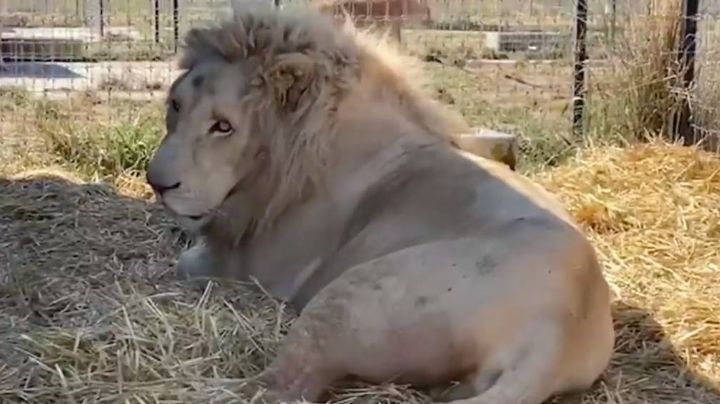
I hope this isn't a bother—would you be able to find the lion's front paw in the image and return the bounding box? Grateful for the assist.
[176,244,218,284]
[427,382,476,402]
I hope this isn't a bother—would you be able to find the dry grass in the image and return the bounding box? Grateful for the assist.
[1,139,719,403]
[535,140,720,403]
[0,57,578,175]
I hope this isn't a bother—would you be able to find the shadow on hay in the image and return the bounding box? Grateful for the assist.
[554,301,720,404]
[0,173,718,403]
[0,172,183,323]
[0,173,294,403]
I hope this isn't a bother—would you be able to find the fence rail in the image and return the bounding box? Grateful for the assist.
[0,0,718,150]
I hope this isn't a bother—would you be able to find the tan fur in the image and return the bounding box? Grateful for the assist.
[146,2,615,403]
[166,1,466,231]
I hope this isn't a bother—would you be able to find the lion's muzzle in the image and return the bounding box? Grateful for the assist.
[146,171,181,197]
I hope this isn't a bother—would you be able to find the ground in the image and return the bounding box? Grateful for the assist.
[1,39,719,404]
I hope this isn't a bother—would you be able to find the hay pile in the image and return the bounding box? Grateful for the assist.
[534,141,720,403]
[1,142,719,403]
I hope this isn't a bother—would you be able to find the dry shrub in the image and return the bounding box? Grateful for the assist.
[588,0,686,142]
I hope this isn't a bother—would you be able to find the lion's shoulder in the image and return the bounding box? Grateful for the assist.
[340,143,571,236]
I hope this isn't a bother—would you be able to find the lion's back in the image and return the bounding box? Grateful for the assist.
[331,143,581,266]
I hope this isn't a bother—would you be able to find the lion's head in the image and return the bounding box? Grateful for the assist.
[146,0,468,235]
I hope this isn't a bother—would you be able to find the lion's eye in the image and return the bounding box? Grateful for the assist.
[210,120,233,135]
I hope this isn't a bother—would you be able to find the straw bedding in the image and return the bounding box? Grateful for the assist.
[1,142,718,403]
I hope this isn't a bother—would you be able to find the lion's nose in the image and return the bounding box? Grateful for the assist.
[146,172,181,195]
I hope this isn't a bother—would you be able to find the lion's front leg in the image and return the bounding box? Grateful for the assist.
[176,242,220,282]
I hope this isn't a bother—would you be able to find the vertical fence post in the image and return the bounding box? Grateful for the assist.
[173,0,179,53]
[673,0,700,145]
[98,0,105,37]
[609,0,616,45]
[0,0,4,70]
[572,0,588,137]
[154,0,160,44]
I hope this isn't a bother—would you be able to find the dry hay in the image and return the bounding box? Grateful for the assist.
[1,142,719,403]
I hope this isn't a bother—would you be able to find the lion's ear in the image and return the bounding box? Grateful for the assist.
[266,52,316,110]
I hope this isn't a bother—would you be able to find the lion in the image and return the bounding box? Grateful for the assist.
[145,2,615,403]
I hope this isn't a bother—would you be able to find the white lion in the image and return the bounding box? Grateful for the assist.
[146,2,615,403]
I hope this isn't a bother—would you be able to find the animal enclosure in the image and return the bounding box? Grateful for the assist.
[1,0,718,151]
[1,1,720,404]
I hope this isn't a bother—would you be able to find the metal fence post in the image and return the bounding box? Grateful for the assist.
[673,0,700,145]
[173,0,179,53]
[154,0,160,44]
[609,0,616,45]
[572,0,588,137]
[98,0,104,37]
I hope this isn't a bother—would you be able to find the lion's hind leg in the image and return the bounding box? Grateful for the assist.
[428,372,497,402]
[440,322,565,404]
[255,354,336,403]
[254,292,350,403]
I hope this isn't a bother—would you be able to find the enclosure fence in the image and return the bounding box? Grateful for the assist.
[0,0,717,150]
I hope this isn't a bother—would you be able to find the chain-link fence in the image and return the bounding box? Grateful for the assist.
[0,0,717,164]
[572,0,717,150]
[695,0,719,145]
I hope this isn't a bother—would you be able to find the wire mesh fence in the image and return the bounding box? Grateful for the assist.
[0,0,718,169]
[695,0,720,143]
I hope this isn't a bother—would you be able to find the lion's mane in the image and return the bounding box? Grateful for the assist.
[177,1,469,232]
